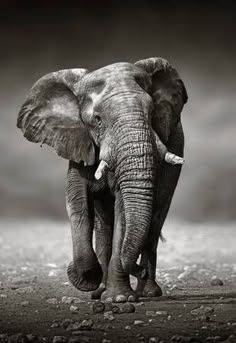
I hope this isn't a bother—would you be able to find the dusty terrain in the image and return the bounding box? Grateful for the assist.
[0,220,235,342]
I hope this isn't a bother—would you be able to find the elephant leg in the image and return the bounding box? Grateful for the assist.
[136,209,166,298]
[137,124,184,297]
[101,192,137,303]
[91,198,113,300]
[66,161,102,292]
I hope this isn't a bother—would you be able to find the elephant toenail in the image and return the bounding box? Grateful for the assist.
[116,295,126,303]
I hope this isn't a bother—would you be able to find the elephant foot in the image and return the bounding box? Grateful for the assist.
[91,283,106,300]
[136,279,163,297]
[101,285,138,303]
[67,261,103,292]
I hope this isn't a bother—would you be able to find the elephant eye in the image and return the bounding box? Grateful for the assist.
[95,115,102,126]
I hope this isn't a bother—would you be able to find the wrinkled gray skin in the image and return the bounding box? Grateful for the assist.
[17,57,187,302]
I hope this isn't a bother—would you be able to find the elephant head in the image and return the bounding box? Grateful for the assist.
[17,58,187,279]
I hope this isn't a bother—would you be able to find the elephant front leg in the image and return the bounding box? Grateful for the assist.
[66,162,102,292]
[101,192,137,303]
[136,227,163,298]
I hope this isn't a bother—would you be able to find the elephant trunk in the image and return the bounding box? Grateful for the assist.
[115,114,154,280]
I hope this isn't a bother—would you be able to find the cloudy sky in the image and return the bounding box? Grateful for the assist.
[0,1,235,222]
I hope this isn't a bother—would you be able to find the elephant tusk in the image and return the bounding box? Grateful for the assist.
[165,152,185,165]
[94,160,108,180]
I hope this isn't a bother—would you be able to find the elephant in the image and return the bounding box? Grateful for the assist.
[17,57,187,302]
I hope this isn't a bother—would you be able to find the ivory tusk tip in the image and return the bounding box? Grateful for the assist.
[165,152,185,165]
[94,171,102,180]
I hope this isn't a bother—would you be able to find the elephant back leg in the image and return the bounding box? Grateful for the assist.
[91,196,114,299]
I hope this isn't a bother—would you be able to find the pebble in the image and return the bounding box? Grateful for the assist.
[211,277,224,286]
[15,286,34,294]
[61,319,74,329]
[134,320,145,326]
[120,303,135,314]
[52,337,68,343]
[104,311,115,321]
[169,334,201,342]
[21,301,29,306]
[190,306,214,316]
[92,301,105,313]
[26,334,37,342]
[146,310,157,317]
[61,296,84,304]
[125,325,131,330]
[80,319,94,330]
[149,338,160,343]
[155,310,168,315]
[69,305,79,313]
[46,298,58,305]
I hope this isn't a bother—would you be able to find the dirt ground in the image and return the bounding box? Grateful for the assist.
[0,220,235,343]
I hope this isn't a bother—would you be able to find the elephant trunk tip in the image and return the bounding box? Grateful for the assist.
[121,255,148,280]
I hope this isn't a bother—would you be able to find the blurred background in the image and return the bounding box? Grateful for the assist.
[0,0,235,223]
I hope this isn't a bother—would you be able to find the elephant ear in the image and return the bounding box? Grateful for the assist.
[17,68,95,165]
[135,57,188,143]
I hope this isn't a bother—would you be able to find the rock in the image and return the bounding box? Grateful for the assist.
[61,296,84,304]
[120,303,135,313]
[80,319,94,330]
[104,311,115,321]
[111,305,120,314]
[169,335,201,343]
[69,338,91,343]
[92,301,105,313]
[190,306,214,316]
[10,276,37,286]
[125,325,131,330]
[155,310,168,315]
[46,298,58,305]
[211,277,224,286]
[102,340,112,343]
[146,311,157,317]
[66,321,81,331]
[134,320,145,326]
[61,319,74,329]
[0,282,4,290]
[136,302,144,307]
[149,338,160,343]
[21,301,29,306]
[168,315,172,320]
[52,337,68,343]
[0,294,7,298]
[70,305,79,313]
[15,286,34,294]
